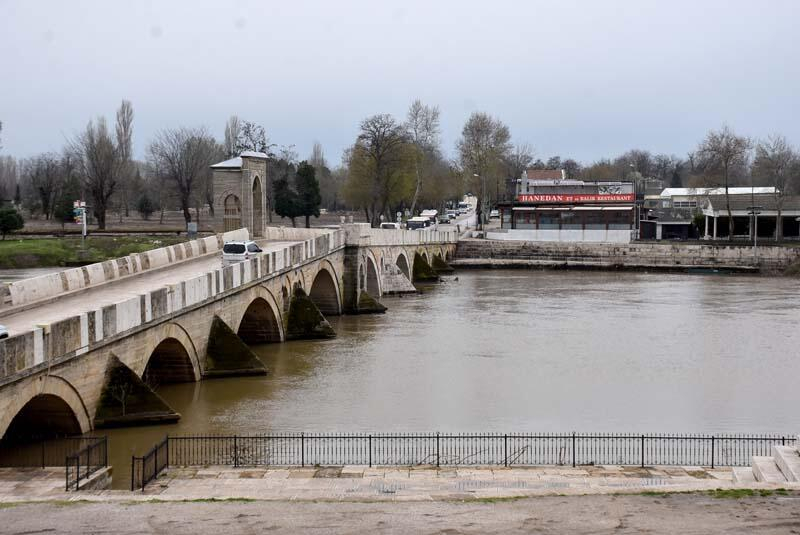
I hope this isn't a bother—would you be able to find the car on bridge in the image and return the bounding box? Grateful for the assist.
[222,240,263,265]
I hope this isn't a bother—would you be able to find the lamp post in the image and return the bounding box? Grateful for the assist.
[474,173,485,232]
[747,206,762,260]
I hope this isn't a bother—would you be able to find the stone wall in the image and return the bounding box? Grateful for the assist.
[454,239,800,273]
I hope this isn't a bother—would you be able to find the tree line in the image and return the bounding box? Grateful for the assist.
[1,103,799,234]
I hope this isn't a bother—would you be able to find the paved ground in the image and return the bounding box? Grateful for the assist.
[4,465,800,503]
[2,492,800,534]
[0,240,297,336]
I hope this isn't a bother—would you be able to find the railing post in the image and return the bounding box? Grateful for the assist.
[711,436,715,469]
[130,457,135,492]
[436,432,440,468]
[301,433,305,468]
[41,441,45,469]
[65,457,70,492]
[504,434,508,467]
[640,435,645,468]
[154,446,158,483]
[233,436,239,468]
[572,432,576,468]
[368,435,372,468]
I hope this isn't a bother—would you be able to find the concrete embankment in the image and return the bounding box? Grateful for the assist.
[454,239,800,274]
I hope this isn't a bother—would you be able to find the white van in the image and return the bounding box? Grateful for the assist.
[222,240,263,265]
[406,216,431,230]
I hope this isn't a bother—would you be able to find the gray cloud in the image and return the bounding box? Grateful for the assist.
[1,0,798,165]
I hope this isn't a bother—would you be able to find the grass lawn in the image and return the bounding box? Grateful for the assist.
[0,236,188,269]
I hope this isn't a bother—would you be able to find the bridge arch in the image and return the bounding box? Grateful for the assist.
[395,251,411,279]
[365,251,381,297]
[142,323,200,386]
[0,376,91,442]
[309,261,342,315]
[235,287,284,343]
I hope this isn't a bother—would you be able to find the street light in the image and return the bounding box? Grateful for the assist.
[746,206,762,259]
[473,173,485,232]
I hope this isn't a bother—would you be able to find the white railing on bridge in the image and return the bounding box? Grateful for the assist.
[343,223,459,247]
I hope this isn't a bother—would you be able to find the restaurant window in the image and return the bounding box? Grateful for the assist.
[607,210,632,230]
[538,212,560,230]
[584,211,606,230]
[516,211,535,229]
[560,211,581,230]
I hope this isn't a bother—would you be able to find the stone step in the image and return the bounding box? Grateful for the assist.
[772,445,800,482]
[752,456,788,483]
[732,466,757,484]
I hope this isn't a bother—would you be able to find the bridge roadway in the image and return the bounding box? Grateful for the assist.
[0,239,297,337]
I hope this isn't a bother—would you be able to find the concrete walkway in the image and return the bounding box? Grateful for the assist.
[3,465,800,504]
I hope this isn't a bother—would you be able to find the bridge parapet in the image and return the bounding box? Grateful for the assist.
[343,223,458,247]
[0,228,345,384]
[0,229,251,312]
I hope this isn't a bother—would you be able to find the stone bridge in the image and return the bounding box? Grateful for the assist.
[0,224,456,441]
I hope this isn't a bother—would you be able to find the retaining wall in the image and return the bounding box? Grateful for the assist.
[454,239,800,273]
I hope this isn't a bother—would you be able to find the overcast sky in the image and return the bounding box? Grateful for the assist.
[1,0,798,166]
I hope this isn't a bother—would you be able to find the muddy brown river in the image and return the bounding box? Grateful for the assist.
[89,269,800,487]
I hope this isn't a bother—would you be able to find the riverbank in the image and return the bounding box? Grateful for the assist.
[455,238,800,274]
[0,236,188,268]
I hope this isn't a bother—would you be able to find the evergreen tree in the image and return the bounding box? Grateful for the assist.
[136,192,155,220]
[295,161,321,228]
[53,175,80,229]
[0,206,24,239]
[273,176,301,227]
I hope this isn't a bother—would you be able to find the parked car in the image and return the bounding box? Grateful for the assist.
[438,213,452,224]
[489,209,500,219]
[222,240,263,265]
[0,325,7,339]
[379,222,401,230]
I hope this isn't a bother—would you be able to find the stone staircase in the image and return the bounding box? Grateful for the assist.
[732,438,800,484]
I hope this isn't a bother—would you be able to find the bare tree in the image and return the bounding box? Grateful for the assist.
[696,125,752,240]
[405,99,441,215]
[148,127,219,225]
[21,153,61,218]
[223,115,241,158]
[344,114,412,226]
[753,135,798,240]
[114,100,134,219]
[0,156,18,203]
[503,143,535,199]
[70,118,121,229]
[456,112,512,229]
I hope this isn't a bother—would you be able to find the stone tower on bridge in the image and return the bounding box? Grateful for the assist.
[210,151,268,238]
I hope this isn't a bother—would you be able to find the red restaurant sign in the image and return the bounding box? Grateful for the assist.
[517,193,635,203]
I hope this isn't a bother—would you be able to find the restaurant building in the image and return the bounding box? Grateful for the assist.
[493,177,636,243]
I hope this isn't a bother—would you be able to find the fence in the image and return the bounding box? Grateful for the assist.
[65,437,108,491]
[131,436,168,491]
[131,432,796,489]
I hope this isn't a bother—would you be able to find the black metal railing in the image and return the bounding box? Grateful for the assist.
[0,436,104,469]
[131,436,168,491]
[136,433,795,479]
[64,437,108,491]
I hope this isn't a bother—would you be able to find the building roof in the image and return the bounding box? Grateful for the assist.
[210,151,270,169]
[660,187,776,198]
[526,169,564,180]
[703,194,800,214]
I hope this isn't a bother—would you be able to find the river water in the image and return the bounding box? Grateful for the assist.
[97,269,800,487]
